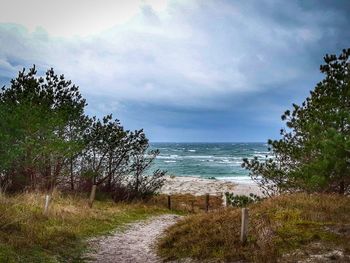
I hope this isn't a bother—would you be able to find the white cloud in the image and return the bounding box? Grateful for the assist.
[0,0,167,37]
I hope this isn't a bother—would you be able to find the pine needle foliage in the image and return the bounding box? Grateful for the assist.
[242,49,350,195]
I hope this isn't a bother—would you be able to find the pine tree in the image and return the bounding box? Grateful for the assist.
[243,49,350,195]
[0,66,87,191]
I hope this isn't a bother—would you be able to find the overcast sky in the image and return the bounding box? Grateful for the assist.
[0,0,349,142]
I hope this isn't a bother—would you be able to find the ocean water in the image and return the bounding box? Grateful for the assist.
[150,142,268,183]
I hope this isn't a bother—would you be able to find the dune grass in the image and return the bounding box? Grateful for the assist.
[0,191,169,262]
[157,193,350,262]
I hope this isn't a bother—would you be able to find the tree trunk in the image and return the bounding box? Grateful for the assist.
[107,158,112,191]
[89,184,97,208]
[135,173,139,193]
[339,180,345,195]
[51,158,62,191]
[70,158,74,190]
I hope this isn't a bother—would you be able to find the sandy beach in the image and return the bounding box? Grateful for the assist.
[160,176,263,196]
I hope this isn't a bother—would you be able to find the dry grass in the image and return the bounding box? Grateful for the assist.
[0,191,169,262]
[157,193,350,262]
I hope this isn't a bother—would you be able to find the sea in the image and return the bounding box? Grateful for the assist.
[150,142,268,184]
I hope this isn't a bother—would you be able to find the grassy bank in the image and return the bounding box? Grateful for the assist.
[0,191,169,262]
[157,193,350,262]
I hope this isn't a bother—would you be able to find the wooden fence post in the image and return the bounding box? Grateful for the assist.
[89,184,97,208]
[43,194,51,215]
[240,208,249,244]
[167,195,171,210]
[222,193,228,207]
[205,193,209,212]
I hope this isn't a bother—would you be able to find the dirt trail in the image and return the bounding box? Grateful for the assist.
[85,214,182,263]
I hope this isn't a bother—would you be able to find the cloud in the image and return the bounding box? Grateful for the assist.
[0,0,349,141]
[0,0,168,37]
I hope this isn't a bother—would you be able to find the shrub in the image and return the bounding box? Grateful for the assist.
[225,192,262,207]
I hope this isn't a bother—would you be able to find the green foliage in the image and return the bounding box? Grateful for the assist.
[242,49,350,195]
[225,192,262,207]
[81,114,166,200]
[81,114,130,185]
[125,147,166,200]
[0,66,87,191]
[0,66,165,199]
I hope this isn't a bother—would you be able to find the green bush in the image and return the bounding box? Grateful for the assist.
[225,192,262,207]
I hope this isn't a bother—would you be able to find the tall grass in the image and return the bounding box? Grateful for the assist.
[0,191,168,262]
[157,193,350,262]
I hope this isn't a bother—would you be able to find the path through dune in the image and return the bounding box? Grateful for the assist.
[85,214,182,263]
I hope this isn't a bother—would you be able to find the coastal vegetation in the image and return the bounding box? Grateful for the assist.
[0,66,165,201]
[225,192,262,207]
[0,66,169,261]
[0,191,169,262]
[243,49,350,196]
[158,193,350,262]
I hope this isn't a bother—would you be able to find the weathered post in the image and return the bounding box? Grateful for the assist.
[205,193,209,212]
[222,193,228,207]
[89,184,97,208]
[240,208,249,244]
[167,195,171,210]
[43,194,51,215]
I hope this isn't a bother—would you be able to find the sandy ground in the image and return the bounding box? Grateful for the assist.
[160,176,263,196]
[85,214,182,263]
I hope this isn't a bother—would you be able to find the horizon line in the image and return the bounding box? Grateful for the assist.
[150,141,267,144]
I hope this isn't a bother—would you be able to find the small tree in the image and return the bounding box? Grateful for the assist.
[243,49,350,195]
[82,115,160,204]
[82,115,127,203]
[126,147,166,200]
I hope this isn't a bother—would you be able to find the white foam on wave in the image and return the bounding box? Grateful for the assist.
[164,160,176,163]
[185,155,214,159]
[217,161,242,166]
[157,154,179,159]
[157,154,270,163]
[157,156,173,159]
[254,154,274,159]
[254,151,269,154]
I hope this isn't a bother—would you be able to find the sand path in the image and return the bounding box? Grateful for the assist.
[85,214,182,263]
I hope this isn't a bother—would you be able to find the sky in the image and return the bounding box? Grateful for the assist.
[0,0,349,142]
